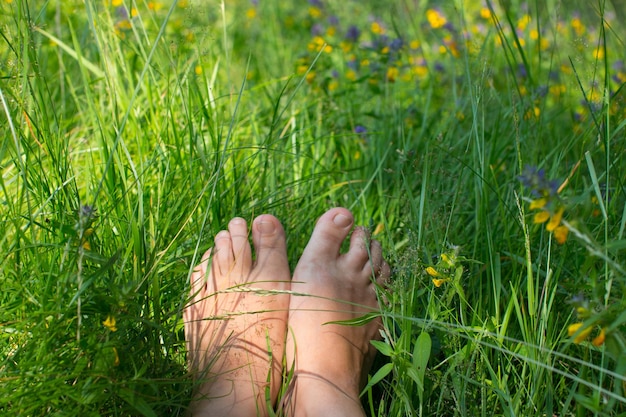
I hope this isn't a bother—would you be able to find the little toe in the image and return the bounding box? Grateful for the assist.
[302,207,354,259]
[377,260,392,286]
[227,217,252,277]
[190,248,212,300]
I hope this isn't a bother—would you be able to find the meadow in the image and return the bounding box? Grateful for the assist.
[1,0,625,415]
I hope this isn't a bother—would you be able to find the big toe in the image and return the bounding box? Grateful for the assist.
[302,207,354,259]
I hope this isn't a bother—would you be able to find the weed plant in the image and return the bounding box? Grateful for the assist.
[1,0,625,415]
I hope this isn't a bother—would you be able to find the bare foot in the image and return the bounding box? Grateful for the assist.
[184,215,291,417]
[285,208,390,416]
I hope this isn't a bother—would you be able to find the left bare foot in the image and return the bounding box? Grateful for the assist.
[184,215,291,416]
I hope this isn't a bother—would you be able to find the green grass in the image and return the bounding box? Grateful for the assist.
[1,0,625,415]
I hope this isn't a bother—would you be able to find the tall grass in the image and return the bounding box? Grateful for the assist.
[1,0,625,415]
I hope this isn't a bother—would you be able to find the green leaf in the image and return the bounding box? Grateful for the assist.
[360,362,393,397]
[370,339,394,357]
[412,331,432,400]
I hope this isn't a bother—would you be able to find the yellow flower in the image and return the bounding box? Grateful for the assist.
[103,315,118,332]
[554,225,569,244]
[112,347,120,366]
[533,210,550,224]
[371,21,385,35]
[386,67,399,82]
[432,278,447,287]
[546,207,564,232]
[480,7,493,20]
[529,198,548,210]
[517,14,531,31]
[426,9,447,29]
[425,266,441,277]
[308,6,321,18]
[568,322,592,344]
[440,253,453,267]
[148,1,163,11]
[592,328,606,347]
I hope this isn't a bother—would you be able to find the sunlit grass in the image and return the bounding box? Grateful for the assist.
[1,0,624,415]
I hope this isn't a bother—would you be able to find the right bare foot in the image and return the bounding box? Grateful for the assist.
[285,207,390,416]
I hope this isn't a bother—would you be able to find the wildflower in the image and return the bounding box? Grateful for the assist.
[571,16,585,36]
[345,25,360,43]
[553,225,569,244]
[81,228,94,251]
[517,14,531,31]
[518,166,559,199]
[386,66,399,82]
[112,347,120,366]
[519,166,569,243]
[432,278,447,287]
[111,0,123,6]
[480,7,492,20]
[307,36,332,53]
[567,322,592,344]
[103,315,118,332]
[533,210,550,224]
[592,328,606,347]
[354,125,367,138]
[426,9,447,29]
[371,21,385,35]
[546,207,564,231]
[308,6,322,18]
[147,1,163,11]
[425,266,441,277]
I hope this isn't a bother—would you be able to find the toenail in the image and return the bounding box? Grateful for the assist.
[333,213,352,228]
[257,220,276,234]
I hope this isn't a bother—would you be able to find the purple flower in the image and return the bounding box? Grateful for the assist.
[354,125,367,136]
[389,38,403,52]
[518,165,560,198]
[345,25,360,42]
[311,23,324,36]
[328,15,339,27]
[308,0,323,7]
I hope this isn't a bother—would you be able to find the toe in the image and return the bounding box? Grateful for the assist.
[362,240,383,275]
[213,230,233,278]
[228,217,252,278]
[252,214,289,273]
[378,261,392,287]
[302,207,354,259]
[190,248,212,299]
[344,226,371,270]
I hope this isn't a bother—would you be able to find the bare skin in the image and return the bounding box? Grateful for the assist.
[285,207,391,416]
[184,215,291,417]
